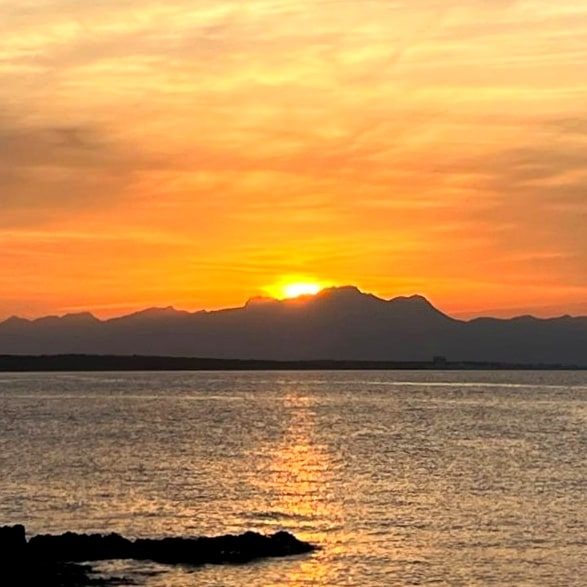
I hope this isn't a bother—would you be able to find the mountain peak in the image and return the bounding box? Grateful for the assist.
[312,287,445,314]
[390,293,434,306]
[0,315,31,327]
[386,293,451,320]
[111,306,189,323]
[28,312,100,326]
[318,285,364,298]
[302,285,381,308]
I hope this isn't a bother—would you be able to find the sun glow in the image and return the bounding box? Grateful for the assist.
[283,282,322,299]
[265,278,327,300]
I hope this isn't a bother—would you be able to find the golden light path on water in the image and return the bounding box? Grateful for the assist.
[251,392,340,585]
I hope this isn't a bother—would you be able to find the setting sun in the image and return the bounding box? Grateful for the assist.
[265,278,327,300]
[283,283,323,299]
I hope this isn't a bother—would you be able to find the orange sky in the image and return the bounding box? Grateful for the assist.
[1,0,586,319]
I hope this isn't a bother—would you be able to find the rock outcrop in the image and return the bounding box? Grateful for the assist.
[29,529,315,565]
[1,525,316,586]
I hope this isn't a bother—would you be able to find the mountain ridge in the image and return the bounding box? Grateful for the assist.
[2,287,584,325]
[0,287,585,364]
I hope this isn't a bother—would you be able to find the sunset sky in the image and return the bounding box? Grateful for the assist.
[1,0,586,319]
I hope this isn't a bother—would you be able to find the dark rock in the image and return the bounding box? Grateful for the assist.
[0,525,27,558]
[2,524,315,585]
[1,525,109,586]
[133,530,314,565]
[29,532,134,562]
[30,529,315,566]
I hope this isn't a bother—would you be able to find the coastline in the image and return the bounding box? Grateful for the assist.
[0,354,585,372]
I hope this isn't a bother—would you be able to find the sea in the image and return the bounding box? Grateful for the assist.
[0,370,585,586]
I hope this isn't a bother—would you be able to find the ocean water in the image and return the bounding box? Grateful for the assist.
[0,370,585,586]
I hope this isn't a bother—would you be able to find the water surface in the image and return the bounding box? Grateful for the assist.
[0,371,585,585]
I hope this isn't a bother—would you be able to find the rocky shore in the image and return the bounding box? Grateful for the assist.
[1,524,316,585]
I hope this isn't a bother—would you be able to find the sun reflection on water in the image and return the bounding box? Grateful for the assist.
[250,391,343,584]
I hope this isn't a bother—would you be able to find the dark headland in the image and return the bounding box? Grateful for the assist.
[0,354,585,371]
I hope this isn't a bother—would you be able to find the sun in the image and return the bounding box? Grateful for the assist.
[265,278,328,300]
[282,282,322,299]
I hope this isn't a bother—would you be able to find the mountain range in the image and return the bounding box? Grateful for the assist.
[0,286,585,365]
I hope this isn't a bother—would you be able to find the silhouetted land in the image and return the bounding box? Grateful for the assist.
[1,288,585,364]
[0,354,584,371]
[1,524,315,586]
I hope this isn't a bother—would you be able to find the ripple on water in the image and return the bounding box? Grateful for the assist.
[0,370,585,586]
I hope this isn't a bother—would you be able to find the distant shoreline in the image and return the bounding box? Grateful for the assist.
[0,355,585,372]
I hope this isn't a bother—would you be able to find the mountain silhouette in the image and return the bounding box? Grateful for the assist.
[0,286,585,364]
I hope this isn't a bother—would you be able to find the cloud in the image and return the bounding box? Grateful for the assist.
[0,118,142,225]
[0,0,586,316]
[434,126,587,286]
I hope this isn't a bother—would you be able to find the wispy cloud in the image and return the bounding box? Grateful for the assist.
[0,0,586,316]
